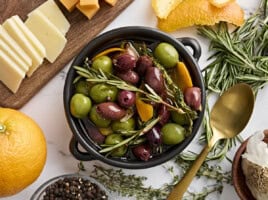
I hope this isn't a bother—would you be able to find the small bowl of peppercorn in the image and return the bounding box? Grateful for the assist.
[30,173,112,200]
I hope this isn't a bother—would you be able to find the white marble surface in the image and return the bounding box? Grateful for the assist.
[3,0,267,199]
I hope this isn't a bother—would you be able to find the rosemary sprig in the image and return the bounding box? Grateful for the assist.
[74,66,185,114]
[99,117,160,153]
[198,0,268,94]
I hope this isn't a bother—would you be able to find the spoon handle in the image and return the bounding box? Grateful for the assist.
[167,144,211,200]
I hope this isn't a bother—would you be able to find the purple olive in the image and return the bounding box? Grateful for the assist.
[146,126,162,147]
[145,67,165,95]
[132,144,152,161]
[82,119,105,144]
[116,70,139,85]
[158,104,170,125]
[135,55,153,76]
[117,90,136,108]
[113,53,136,72]
[184,87,202,111]
[96,102,126,120]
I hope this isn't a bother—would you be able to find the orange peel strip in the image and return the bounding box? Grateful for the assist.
[174,62,193,92]
[157,0,244,32]
[92,47,125,60]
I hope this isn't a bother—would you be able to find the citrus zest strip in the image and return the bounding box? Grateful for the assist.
[92,47,125,60]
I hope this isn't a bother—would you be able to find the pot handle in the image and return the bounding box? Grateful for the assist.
[177,37,201,61]
[69,137,95,161]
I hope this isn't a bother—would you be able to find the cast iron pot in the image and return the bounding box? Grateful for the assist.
[63,26,206,169]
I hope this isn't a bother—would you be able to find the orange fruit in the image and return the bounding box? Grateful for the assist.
[157,0,244,32]
[0,108,47,197]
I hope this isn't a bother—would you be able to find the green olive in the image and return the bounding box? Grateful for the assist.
[105,134,127,157]
[154,42,179,68]
[161,123,186,145]
[89,83,118,103]
[111,117,136,136]
[92,55,113,73]
[171,111,189,125]
[75,79,92,96]
[89,105,111,128]
[70,93,92,119]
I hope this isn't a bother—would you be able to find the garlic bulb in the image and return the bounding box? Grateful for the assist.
[242,131,268,200]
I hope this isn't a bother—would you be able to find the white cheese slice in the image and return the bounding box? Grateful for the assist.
[3,17,44,77]
[34,0,70,35]
[0,50,25,93]
[12,15,46,59]
[0,25,32,68]
[25,10,67,63]
[0,39,29,72]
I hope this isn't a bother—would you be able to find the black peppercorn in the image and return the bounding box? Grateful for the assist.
[41,176,108,200]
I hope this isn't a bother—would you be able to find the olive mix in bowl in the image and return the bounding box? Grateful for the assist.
[64,26,205,169]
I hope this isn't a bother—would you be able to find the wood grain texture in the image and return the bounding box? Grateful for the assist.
[0,0,133,109]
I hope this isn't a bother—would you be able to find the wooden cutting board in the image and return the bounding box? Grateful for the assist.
[0,0,133,109]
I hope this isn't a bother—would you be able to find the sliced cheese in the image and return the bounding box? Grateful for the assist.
[80,0,98,7]
[76,2,100,19]
[0,25,32,68]
[0,39,29,72]
[0,50,25,93]
[12,15,46,59]
[25,10,67,63]
[3,18,44,77]
[34,0,70,35]
[60,0,79,12]
[105,0,117,6]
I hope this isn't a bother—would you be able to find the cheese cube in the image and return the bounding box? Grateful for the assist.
[60,0,79,12]
[3,18,44,77]
[80,0,98,7]
[12,15,46,59]
[105,0,117,6]
[0,25,32,68]
[76,2,100,20]
[0,50,25,93]
[0,39,29,72]
[25,10,67,63]
[34,0,70,35]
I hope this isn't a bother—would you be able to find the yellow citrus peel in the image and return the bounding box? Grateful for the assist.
[173,62,193,92]
[209,0,235,8]
[136,96,154,122]
[92,47,125,60]
[157,0,244,32]
[151,0,183,19]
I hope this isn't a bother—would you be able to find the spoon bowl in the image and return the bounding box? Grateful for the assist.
[167,83,255,200]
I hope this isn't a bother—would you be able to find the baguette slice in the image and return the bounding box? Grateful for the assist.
[152,0,183,19]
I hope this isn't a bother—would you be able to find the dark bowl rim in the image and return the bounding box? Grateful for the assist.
[63,26,206,169]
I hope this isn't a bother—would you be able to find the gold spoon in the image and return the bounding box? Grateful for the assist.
[167,83,255,200]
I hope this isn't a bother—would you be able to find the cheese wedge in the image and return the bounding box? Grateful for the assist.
[0,25,32,68]
[60,0,79,12]
[76,2,100,19]
[0,39,29,72]
[25,10,67,63]
[12,15,46,59]
[3,18,44,77]
[34,0,70,35]
[0,50,25,93]
[80,0,98,6]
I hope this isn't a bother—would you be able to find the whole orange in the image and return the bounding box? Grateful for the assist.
[0,108,47,197]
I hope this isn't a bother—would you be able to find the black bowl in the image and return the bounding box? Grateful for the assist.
[63,26,206,169]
